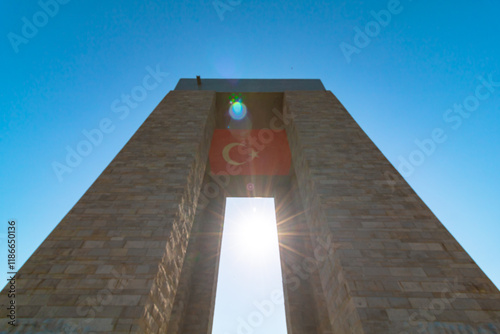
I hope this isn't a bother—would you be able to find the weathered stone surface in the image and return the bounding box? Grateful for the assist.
[283,90,500,333]
[0,90,216,333]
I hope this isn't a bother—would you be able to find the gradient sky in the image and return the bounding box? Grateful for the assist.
[1,0,499,330]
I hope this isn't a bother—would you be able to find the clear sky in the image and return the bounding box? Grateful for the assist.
[213,198,287,334]
[1,0,499,329]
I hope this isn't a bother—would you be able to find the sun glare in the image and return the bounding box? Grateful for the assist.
[235,207,277,259]
[212,197,287,334]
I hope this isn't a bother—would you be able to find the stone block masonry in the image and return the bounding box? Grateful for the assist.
[0,90,216,333]
[2,79,499,333]
[283,90,500,333]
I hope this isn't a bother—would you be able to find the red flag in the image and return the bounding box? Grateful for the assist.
[209,129,291,175]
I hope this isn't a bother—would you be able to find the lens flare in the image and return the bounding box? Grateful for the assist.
[229,101,247,120]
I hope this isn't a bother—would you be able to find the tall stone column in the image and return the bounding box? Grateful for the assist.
[0,90,216,333]
[275,175,334,334]
[167,171,226,334]
[284,90,500,333]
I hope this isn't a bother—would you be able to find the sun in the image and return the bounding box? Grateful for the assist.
[234,207,278,260]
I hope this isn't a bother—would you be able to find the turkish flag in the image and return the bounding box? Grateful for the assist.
[209,129,291,175]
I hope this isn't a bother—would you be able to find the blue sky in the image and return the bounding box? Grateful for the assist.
[214,198,287,334]
[1,0,499,329]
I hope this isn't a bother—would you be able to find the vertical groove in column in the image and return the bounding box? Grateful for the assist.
[276,176,329,334]
[140,91,217,333]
